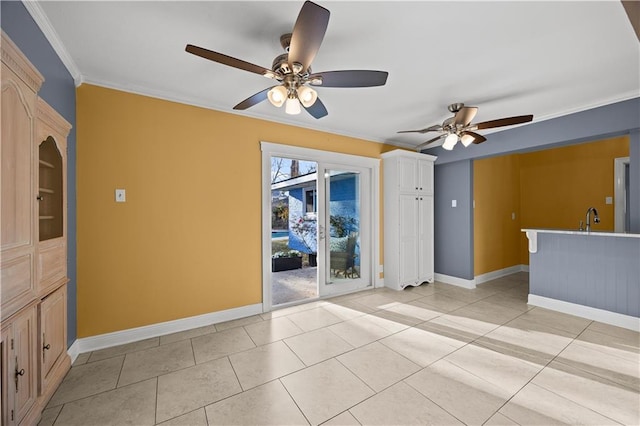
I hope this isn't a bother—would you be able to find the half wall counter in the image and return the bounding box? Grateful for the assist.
[523,229,640,331]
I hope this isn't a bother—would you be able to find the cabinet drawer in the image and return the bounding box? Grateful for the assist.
[37,241,66,295]
[1,254,36,321]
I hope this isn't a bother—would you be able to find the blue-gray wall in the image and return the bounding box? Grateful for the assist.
[428,98,640,280]
[630,130,640,233]
[434,161,474,280]
[530,233,640,317]
[1,2,77,346]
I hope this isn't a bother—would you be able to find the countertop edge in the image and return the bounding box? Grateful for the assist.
[521,228,640,239]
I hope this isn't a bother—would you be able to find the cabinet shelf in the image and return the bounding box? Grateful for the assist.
[38,137,63,241]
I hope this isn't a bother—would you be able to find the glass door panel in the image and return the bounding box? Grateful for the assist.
[320,166,371,296]
[270,156,319,306]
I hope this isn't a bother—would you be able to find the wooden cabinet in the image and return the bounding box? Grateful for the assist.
[36,98,69,298]
[1,306,38,426]
[1,31,71,425]
[382,150,437,290]
[39,285,68,395]
[397,155,434,195]
[1,31,42,324]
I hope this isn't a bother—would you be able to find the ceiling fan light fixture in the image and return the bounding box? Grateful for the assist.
[285,96,302,115]
[460,133,475,147]
[443,133,458,150]
[267,86,287,107]
[297,86,318,107]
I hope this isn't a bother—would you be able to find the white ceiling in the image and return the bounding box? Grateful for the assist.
[35,1,639,149]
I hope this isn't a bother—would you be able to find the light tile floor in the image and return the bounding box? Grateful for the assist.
[40,273,640,425]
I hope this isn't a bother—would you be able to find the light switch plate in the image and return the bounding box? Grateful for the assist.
[605,196,613,205]
[452,199,457,208]
[115,189,126,202]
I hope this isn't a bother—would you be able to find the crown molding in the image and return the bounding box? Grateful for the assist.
[22,0,83,87]
[81,75,390,146]
[1,30,44,92]
[37,96,72,138]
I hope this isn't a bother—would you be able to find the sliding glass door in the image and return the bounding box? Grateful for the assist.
[261,143,379,312]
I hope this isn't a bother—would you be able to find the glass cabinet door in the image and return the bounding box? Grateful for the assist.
[38,137,63,241]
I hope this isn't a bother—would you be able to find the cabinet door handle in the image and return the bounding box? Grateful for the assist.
[37,195,44,201]
[43,343,51,351]
[15,366,25,390]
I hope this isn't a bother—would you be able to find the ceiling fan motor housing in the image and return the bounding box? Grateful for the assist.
[272,53,292,75]
[448,102,465,113]
[272,57,307,79]
[280,33,293,52]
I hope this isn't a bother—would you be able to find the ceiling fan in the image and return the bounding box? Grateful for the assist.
[398,103,533,151]
[185,1,388,119]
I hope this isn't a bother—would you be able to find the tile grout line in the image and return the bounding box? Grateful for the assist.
[153,375,158,425]
[394,282,546,424]
[483,318,595,421]
[277,378,313,426]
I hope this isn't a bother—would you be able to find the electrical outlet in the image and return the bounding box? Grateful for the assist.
[115,189,126,202]
[605,196,613,205]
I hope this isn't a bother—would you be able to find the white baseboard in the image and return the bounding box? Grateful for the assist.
[528,294,640,332]
[434,273,476,289]
[475,265,528,285]
[67,340,81,364]
[70,303,263,355]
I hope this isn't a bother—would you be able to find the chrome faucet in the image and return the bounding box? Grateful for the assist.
[585,207,600,232]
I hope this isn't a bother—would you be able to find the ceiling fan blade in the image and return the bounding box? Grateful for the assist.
[308,70,388,88]
[303,97,328,119]
[475,114,533,130]
[288,1,330,73]
[397,124,442,134]
[416,134,446,151]
[233,87,273,110]
[454,106,478,126]
[186,44,275,78]
[461,131,487,145]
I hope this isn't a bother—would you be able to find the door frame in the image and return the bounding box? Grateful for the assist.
[260,142,380,313]
[614,156,630,233]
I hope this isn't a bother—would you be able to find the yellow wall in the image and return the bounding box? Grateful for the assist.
[519,136,629,262]
[474,155,521,276]
[77,84,396,337]
[474,135,629,275]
